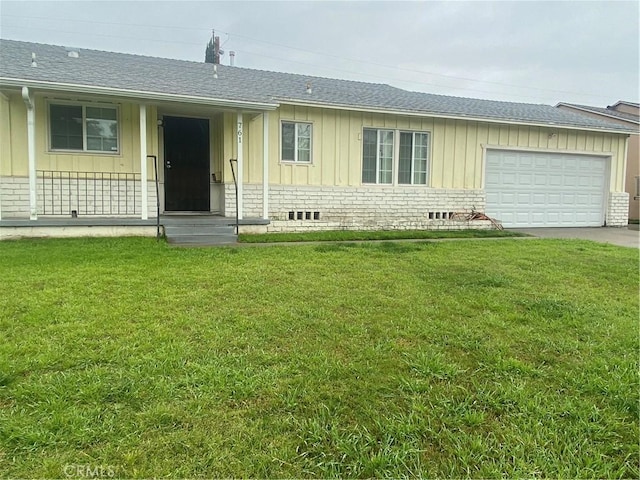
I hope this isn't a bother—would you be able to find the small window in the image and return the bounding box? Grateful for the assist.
[281,121,312,163]
[49,103,118,153]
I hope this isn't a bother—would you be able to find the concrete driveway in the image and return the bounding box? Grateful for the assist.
[511,226,640,248]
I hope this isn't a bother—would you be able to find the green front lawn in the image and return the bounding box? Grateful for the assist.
[0,238,638,478]
[239,228,524,243]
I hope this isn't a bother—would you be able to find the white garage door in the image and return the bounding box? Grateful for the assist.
[485,150,607,228]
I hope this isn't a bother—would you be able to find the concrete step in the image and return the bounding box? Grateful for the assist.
[160,215,265,245]
[164,225,235,236]
[161,215,269,227]
[162,215,232,226]
[167,234,238,246]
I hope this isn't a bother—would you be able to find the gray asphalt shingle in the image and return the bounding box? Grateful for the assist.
[0,39,634,133]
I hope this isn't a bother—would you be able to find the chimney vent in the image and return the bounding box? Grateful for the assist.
[31,53,37,67]
[229,51,235,66]
[306,82,312,94]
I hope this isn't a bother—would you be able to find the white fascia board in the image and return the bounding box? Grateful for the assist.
[0,77,279,111]
[278,99,635,135]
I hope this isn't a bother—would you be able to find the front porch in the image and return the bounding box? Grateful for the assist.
[0,88,274,232]
[0,214,270,242]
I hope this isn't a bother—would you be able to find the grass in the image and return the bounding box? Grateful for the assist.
[0,237,638,478]
[239,228,524,243]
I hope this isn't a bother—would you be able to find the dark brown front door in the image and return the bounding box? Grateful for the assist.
[163,116,210,212]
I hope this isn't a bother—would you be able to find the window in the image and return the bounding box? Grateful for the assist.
[49,103,118,153]
[398,132,429,185]
[362,129,394,184]
[362,128,430,185]
[281,121,312,163]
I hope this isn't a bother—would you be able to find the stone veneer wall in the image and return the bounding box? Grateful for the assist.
[5,177,626,228]
[0,176,158,219]
[0,177,30,218]
[606,192,629,227]
[226,183,493,232]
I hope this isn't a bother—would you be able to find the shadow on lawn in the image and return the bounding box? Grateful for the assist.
[314,241,431,254]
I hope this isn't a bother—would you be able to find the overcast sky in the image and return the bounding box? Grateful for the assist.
[1,0,638,106]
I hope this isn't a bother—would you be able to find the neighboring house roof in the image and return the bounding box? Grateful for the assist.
[556,102,640,125]
[610,100,639,109]
[0,39,635,133]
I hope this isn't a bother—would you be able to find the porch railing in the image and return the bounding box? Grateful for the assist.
[148,155,161,239]
[37,170,141,216]
[229,158,239,234]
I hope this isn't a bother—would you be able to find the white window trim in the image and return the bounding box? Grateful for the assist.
[47,100,120,155]
[280,120,313,164]
[362,128,431,186]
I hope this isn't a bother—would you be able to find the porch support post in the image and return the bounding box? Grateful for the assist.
[22,87,37,220]
[139,104,148,220]
[0,93,8,220]
[262,112,269,220]
[237,112,244,220]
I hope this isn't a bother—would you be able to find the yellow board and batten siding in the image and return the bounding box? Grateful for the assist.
[0,94,16,176]
[1,93,629,193]
[233,104,627,192]
[0,92,27,177]
[0,93,159,179]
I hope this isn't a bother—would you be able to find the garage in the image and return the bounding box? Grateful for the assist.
[485,150,608,228]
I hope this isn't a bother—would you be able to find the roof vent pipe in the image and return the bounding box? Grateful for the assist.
[213,64,218,79]
[31,53,37,68]
[229,51,235,66]
[306,82,312,94]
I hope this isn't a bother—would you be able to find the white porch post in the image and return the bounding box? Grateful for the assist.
[262,112,269,220]
[237,112,244,220]
[27,105,37,220]
[139,104,148,220]
[0,93,8,220]
[21,87,37,220]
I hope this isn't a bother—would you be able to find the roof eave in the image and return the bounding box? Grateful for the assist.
[278,98,635,135]
[0,78,632,134]
[0,77,279,111]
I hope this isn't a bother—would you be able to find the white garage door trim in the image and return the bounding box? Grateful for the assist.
[484,148,609,228]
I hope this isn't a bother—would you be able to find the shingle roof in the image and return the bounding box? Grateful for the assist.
[557,102,639,125]
[0,39,634,133]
